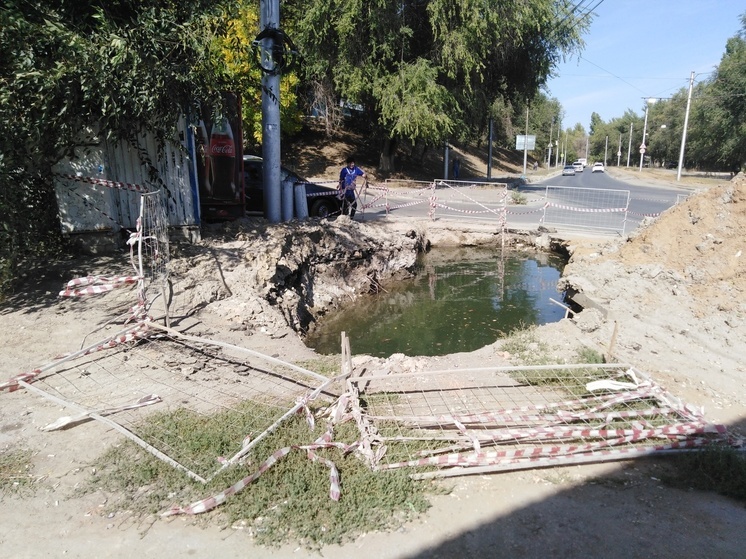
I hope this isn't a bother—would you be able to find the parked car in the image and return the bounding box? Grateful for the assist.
[243,155,342,218]
[562,165,576,176]
[572,161,584,172]
[592,162,604,173]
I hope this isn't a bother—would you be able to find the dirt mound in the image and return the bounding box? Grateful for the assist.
[560,173,746,423]
[619,173,746,315]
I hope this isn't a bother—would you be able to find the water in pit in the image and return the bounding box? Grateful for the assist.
[305,247,568,357]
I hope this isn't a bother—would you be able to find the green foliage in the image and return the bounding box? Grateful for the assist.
[287,0,588,151]
[0,447,36,495]
[0,0,237,294]
[575,346,605,364]
[663,445,746,502]
[510,191,527,205]
[90,401,433,548]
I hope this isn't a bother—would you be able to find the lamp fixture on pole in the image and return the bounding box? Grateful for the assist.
[639,98,657,171]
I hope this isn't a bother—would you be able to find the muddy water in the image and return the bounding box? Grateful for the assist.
[305,248,567,357]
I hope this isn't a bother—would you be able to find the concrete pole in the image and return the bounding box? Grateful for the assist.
[260,0,281,223]
[522,105,529,175]
[555,125,560,168]
[604,136,608,166]
[639,105,649,171]
[444,141,449,179]
[626,123,633,167]
[617,133,622,166]
[487,117,493,179]
[677,71,695,182]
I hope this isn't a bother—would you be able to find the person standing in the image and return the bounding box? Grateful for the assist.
[338,156,366,218]
[452,157,460,179]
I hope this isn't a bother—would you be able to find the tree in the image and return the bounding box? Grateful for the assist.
[286,0,588,170]
[0,0,234,292]
[688,13,746,171]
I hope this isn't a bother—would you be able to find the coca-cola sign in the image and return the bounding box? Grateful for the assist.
[210,141,235,156]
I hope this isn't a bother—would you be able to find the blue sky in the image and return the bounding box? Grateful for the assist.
[545,0,745,131]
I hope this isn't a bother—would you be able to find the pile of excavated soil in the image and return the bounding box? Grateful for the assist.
[619,172,746,315]
[559,173,746,424]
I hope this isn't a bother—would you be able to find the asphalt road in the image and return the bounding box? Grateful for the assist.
[358,167,693,237]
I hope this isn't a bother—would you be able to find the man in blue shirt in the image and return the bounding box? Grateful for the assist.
[338,156,366,218]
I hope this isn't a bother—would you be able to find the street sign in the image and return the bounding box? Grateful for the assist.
[617,151,622,157]
[515,135,536,150]
[639,147,646,154]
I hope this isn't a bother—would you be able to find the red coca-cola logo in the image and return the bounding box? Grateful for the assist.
[210,138,235,157]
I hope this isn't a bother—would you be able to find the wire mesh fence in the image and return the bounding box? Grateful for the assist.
[542,185,631,235]
[18,326,346,483]
[345,364,730,478]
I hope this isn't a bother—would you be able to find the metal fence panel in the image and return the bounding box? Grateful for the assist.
[542,185,630,234]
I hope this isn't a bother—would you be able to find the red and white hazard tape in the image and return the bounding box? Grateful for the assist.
[162,430,356,516]
[59,275,142,298]
[506,205,548,215]
[546,203,627,213]
[433,202,504,215]
[627,210,662,217]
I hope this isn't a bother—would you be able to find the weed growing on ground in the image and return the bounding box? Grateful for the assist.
[576,346,605,364]
[510,191,528,205]
[500,325,552,365]
[662,445,746,502]
[297,355,341,377]
[0,448,36,495]
[89,402,433,548]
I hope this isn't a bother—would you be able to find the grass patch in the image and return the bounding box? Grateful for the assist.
[0,447,36,495]
[662,445,746,502]
[575,346,605,364]
[296,355,342,377]
[89,402,433,548]
[500,325,552,365]
[510,191,528,205]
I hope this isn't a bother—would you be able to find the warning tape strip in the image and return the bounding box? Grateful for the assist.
[377,433,723,471]
[627,211,662,218]
[395,422,724,448]
[162,434,356,516]
[1,323,151,392]
[59,275,142,297]
[433,202,503,215]
[546,203,627,213]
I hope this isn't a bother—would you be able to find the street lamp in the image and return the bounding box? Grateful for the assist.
[639,97,657,171]
[677,71,695,181]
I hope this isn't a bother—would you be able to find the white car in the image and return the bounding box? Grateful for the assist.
[572,162,583,172]
[592,162,604,173]
[562,165,576,176]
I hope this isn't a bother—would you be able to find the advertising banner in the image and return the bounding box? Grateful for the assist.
[194,93,244,220]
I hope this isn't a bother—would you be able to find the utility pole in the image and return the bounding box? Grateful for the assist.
[639,104,650,171]
[487,117,493,179]
[563,130,568,165]
[555,125,560,168]
[548,118,554,168]
[604,136,608,166]
[677,71,695,182]
[522,105,529,175]
[260,0,281,223]
[617,132,622,167]
[444,140,449,179]
[626,123,633,167]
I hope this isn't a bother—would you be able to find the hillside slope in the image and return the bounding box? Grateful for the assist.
[280,120,534,183]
